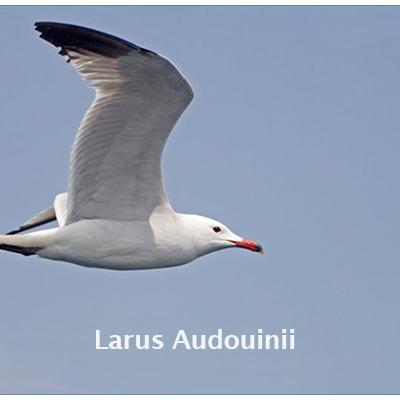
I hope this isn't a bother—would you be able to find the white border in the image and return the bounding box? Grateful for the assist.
[0,396,400,399]
[0,2,398,398]
[3,1,400,6]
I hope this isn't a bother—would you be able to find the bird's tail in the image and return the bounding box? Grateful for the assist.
[0,229,56,256]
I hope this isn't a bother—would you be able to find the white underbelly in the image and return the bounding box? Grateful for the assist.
[37,219,193,270]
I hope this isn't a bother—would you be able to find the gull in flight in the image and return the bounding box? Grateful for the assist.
[0,22,263,270]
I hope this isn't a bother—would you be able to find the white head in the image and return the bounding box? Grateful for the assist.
[179,214,263,259]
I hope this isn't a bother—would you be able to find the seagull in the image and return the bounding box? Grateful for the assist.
[0,22,263,270]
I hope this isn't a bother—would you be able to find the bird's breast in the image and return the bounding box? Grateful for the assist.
[37,218,196,270]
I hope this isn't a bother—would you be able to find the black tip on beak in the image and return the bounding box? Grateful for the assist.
[229,239,264,254]
[254,243,264,254]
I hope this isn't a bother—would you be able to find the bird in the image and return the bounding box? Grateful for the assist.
[0,22,263,270]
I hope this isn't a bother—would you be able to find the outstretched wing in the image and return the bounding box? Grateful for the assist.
[35,22,193,224]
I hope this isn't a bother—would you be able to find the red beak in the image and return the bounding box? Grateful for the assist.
[229,239,264,254]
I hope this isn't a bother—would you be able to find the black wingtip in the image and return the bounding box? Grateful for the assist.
[6,215,57,236]
[6,228,22,235]
[34,21,156,59]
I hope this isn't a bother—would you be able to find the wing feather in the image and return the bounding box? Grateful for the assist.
[35,22,193,223]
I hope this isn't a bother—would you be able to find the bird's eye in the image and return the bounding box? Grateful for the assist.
[213,226,222,233]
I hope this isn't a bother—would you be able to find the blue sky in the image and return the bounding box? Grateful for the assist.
[0,6,399,394]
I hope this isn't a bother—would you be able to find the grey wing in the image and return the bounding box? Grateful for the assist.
[6,206,56,235]
[35,22,193,224]
[6,192,68,235]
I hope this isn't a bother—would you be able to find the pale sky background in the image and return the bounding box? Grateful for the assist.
[0,6,399,394]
